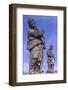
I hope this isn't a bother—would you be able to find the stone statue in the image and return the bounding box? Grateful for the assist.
[46,45,55,73]
[27,17,45,74]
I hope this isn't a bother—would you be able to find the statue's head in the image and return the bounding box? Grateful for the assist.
[28,17,36,29]
[50,45,53,50]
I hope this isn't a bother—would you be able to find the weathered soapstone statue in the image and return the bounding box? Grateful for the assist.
[46,45,56,73]
[27,17,45,74]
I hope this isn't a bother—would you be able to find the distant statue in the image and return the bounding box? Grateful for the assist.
[46,45,55,73]
[27,17,45,74]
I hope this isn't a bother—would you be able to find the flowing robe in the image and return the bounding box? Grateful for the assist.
[47,48,55,72]
[27,29,45,74]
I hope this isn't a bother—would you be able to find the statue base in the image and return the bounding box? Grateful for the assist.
[29,70,44,74]
[46,70,57,73]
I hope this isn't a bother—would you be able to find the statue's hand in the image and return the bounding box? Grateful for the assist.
[38,30,44,36]
[43,45,46,49]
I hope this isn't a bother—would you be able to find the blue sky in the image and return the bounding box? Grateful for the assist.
[23,15,57,74]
